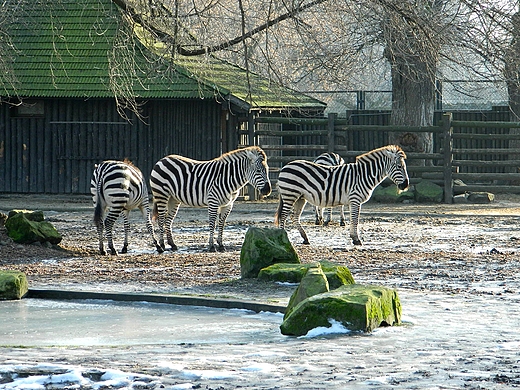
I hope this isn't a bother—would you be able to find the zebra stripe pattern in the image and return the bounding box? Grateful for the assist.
[312,152,346,226]
[275,145,409,246]
[150,146,272,252]
[91,160,162,255]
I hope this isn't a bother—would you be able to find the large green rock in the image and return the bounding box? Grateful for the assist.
[257,263,311,283]
[5,210,62,245]
[414,180,443,203]
[320,260,355,290]
[258,260,355,289]
[284,264,329,320]
[240,227,299,278]
[372,184,414,203]
[0,270,29,300]
[280,284,402,336]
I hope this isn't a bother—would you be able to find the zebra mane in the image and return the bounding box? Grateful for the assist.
[356,145,406,162]
[122,158,136,167]
[219,146,266,162]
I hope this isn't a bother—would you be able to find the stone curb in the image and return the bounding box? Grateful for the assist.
[27,289,286,314]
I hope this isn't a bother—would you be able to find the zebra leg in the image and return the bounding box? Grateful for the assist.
[104,207,123,255]
[314,206,323,225]
[207,200,220,252]
[141,205,163,254]
[339,205,346,227]
[323,207,333,226]
[349,203,362,245]
[121,210,130,254]
[216,204,233,252]
[95,218,106,255]
[165,203,180,251]
[292,198,310,245]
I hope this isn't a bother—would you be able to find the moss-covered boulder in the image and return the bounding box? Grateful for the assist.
[257,263,311,283]
[285,264,329,319]
[414,180,443,203]
[0,270,29,300]
[320,260,355,290]
[258,260,355,289]
[280,284,402,336]
[240,227,299,278]
[5,210,62,245]
[372,184,414,203]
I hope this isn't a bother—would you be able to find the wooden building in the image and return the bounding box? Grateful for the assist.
[0,0,325,194]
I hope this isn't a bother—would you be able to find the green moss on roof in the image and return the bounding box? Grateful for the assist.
[3,0,325,110]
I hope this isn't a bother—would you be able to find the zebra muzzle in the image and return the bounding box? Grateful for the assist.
[397,179,409,191]
[259,182,272,197]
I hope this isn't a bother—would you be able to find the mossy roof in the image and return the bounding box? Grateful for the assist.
[3,0,325,111]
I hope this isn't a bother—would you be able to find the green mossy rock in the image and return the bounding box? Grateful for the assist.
[280,284,402,336]
[320,260,355,290]
[5,210,62,245]
[257,263,311,283]
[0,270,29,300]
[414,180,443,203]
[258,260,355,289]
[8,209,45,222]
[372,184,414,203]
[284,264,329,320]
[240,227,300,278]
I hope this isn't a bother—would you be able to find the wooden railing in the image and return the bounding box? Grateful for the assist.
[240,112,520,203]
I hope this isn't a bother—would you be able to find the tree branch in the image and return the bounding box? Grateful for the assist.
[110,0,330,56]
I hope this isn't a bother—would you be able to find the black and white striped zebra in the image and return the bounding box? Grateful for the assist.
[150,146,272,252]
[274,145,409,246]
[312,152,346,226]
[91,160,163,255]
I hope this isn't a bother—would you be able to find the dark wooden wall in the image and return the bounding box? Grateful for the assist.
[0,98,228,194]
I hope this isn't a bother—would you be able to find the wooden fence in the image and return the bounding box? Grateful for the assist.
[240,112,520,203]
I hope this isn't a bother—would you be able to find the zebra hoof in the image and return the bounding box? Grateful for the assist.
[99,249,106,256]
[109,249,118,255]
[120,247,128,254]
[352,239,362,246]
[156,245,164,254]
[170,244,178,251]
[340,222,345,227]
[302,239,310,245]
[208,245,216,253]
[217,246,225,252]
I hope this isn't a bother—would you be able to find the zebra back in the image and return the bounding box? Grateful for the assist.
[313,152,345,167]
[150,146,271,208]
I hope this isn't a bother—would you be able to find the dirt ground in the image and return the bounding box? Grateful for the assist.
[1,193,520,303]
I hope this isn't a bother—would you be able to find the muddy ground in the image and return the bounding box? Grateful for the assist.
[1,193,520,303]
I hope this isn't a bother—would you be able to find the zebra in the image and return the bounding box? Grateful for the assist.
[91,160,163,255]
[150,146,272,252]
[312,152,346,226]
[274,145,409,246]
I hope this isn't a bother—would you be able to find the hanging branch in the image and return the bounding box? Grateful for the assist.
[110,0,330,56]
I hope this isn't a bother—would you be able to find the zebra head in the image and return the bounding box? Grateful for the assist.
[245,147,272,197]
[384,145,409,191]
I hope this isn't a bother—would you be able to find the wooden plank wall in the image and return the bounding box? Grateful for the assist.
[0,98,224,194]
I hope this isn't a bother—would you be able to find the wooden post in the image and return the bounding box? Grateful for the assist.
[327,112,336,153]
[248,112,257,200]
[442,112,453,203]
[248,112,255,146]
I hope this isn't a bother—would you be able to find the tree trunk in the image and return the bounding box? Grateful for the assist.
[504,12,520,175]
[389,61,435,159]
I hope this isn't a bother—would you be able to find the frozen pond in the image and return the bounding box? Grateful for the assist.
[1,290,520,389]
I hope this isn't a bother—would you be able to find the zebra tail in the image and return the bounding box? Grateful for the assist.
[93,196,103,228]
[151,200,159,222]
[274,197,283,227]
